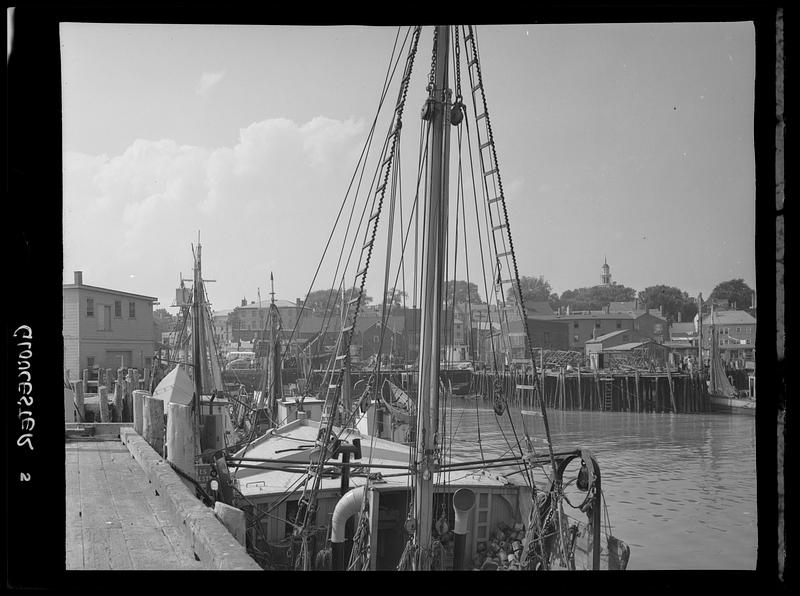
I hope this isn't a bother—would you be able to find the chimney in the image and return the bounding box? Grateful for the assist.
[74,271,83,285]
[241,297,247,307]
[296,298,302,307]
[634,298,639,311]
[566,305,571,316]
[678,311,682,323]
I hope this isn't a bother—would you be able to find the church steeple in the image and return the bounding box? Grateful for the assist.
[601,256,611,285]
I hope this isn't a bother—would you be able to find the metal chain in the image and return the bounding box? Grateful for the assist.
[426,26,439,93]
[453,25,462,102]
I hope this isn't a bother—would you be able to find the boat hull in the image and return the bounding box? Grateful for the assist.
[708,395,756,415]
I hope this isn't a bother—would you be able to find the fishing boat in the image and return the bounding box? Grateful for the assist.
[147,238,242,479]
[213,25,630,571]
[706,306,756,415]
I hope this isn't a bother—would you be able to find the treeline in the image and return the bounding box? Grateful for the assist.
[300,278,754,325]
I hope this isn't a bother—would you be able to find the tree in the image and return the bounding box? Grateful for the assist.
[383,287,408,309]
[304,287,373,317]
[557,284,637,311]
[638,285,698,323]
[507,275,553,305]
[709,278,754,310]
[444,280,484,305]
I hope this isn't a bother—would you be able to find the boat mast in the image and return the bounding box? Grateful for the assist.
[709,302,716,394]
[267,272,282,423]
[413,24,452,566]
[192,236,204,457]
[697,292,703,369]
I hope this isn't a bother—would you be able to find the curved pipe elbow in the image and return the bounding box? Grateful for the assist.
[330,486,366,544]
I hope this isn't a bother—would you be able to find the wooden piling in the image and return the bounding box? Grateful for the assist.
[74,382,85,421]
[113,381,124,421]
[166,401,196,479]
[142,395,165,456]
[98,386,110,422]
[132,390,149,435]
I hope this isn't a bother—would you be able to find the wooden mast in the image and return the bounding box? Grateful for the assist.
[413,25,452,567]
[192,237,204,458]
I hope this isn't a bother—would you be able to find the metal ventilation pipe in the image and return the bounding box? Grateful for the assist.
[330,486,366,570]
[452,488,476,570]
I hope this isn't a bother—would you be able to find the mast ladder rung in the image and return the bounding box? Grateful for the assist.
[368,210,380,223]
[382,153,394,167]
[376,182,386,195]
[480,140,492,150]
[464,32,474,42]
[497,251,512,258]
[362,238,373,251]
[328,384,339,390]
[356,266,368,278]
[488,196,503,204]
[348,295,361,306]
[484,168,499,177]
[335,354,348,361]
[342,325,355,334]
[472,83,482,94]
[468,57,479,67]
[476,112,487,121]
[492,223,507,231]
[500,278,516,284]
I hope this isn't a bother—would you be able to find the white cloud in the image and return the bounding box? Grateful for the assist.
[63,116,366,306]
[197,70,226,95]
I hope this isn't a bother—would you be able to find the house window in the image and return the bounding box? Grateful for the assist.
[115,300,122,318]
[87,356,95,369]
[129,302,136,318]
[573,322,579,329]
[736,327,741,333]
[573,334,580,343]
[616,322,622,329]
[86,298,94,317]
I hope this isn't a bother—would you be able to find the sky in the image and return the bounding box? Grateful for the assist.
[60,23,756,313]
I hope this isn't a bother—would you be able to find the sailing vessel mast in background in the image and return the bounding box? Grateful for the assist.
[413,24,452,568]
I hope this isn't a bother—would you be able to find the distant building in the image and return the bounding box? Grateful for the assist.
[63,271,157,377]
[584,329,648,369]
[601,257,612,286]
[701,310,756,364]
[226,298,310,344]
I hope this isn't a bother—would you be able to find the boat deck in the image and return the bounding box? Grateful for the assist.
[66,439,206,570]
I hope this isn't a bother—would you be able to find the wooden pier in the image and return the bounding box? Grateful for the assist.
[472,369,710,414]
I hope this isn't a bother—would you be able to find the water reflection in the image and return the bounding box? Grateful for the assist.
[444,399,757,570]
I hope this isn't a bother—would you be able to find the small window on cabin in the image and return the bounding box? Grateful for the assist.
[115,300,122,318]
[573,322,579,329]
[86,298,94,317]
[616,322,622,329]
[129,302,136,318]
[595,322,601,328]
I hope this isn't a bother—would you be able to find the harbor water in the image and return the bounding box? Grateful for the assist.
[445,399,757,570]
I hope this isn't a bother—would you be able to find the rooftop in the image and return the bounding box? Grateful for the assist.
[702,310,756,325]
